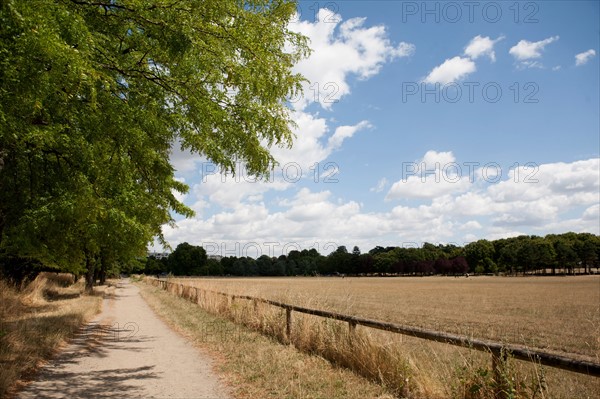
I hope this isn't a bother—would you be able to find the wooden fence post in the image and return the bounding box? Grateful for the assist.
[286,307,293,342]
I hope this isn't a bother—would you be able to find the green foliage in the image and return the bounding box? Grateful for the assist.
[185,232,598,277]
[465,240,495,272]
[168,242,207,276]
[144,256,168,275]
[0,0,308,283]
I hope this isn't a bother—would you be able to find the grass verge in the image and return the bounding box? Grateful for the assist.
[0,273,103,398]
[137,281,397,399]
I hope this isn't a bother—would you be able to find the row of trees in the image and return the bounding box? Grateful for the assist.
[0,1,308,286]
[144,232,600,277]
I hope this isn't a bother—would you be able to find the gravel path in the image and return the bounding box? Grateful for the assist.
[17,279,232,399]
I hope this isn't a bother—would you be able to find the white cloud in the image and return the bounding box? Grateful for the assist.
[460,221,483,231]
[328,120,371,150]
[582,204,600,220]
[423,56,476,85]
[518,60,544,69]
[509,36,559,64]
[170,143,205,174]
[187,116,371,211]
[422,150,456,167]
[370,178,388,193]
[487,159,600,205]
[290,8,414,110]
[192,171,290,210]
[422,35,502,85]
[386,151,472,200]
[271,111,330,168]
[575,49,596,66]
[155,157,599,255]
[158,148,600,255]
[270,113,371,173]
[464,35,504,62]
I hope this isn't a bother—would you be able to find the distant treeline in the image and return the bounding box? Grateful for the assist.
[144,232,600,277]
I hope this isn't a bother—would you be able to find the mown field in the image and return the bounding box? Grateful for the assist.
[168,275,600,397]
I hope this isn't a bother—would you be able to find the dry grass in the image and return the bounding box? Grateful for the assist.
[137,282,396,399]
[163,276,600,398]
[0,273,103,398]
[175,276,600,357]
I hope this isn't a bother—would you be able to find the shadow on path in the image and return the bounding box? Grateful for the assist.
[16,279,232,399]
[24,365,159,399]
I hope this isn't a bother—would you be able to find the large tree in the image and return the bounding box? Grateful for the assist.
[0,0,309,286]
[168,242,207,276]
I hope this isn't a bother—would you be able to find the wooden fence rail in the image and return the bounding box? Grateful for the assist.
[147,278,600,379]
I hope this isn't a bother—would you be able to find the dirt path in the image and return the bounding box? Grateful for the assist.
[17,279,232,399]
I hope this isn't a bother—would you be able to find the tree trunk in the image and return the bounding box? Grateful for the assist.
[99,265,106,285]
[98,252,109,285]
[93,263,101,284]
[0,209,5,247]
[85,253,96,293]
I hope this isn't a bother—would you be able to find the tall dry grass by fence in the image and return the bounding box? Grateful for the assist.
[169,276,600,358]
[151,278,414,396]
[146,277,600,398]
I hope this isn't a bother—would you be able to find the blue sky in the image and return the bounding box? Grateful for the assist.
[158,1,599,258]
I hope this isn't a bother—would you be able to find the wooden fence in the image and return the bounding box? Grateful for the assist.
[147,278,600,383]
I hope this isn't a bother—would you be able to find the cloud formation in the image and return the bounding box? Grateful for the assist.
[423,56,476,85]
[575,49,596,66]
[290,8,414,110]
[509,36,559,68]
[464,35,504,62]
[423,35,503,85]
[160,151,600,256]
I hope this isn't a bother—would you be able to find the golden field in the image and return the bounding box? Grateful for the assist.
[174,275,600,357]
[164,275,600,398]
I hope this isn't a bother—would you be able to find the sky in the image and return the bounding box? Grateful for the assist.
[155,0,600,258]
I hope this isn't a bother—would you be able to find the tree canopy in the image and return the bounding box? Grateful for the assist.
[0,0,309,286]
[142,232,600,277]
